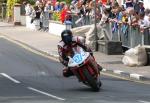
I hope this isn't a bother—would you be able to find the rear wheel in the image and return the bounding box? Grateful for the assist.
[82,68,101,92]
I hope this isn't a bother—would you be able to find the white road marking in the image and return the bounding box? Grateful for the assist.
[138,100,150,103]
[27,87,65,101]
[38,71,47,76]
[130,73,143,80]
[114,70,123,74]
[102,68,107,72]
[0,36,5,38]
[0,73,21,84]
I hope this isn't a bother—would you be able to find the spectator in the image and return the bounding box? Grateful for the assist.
[138,12,149,32]
[98,8,110,27]
[125,0,133,8]
[112,0,119,7]
[31,2,43,30]
[138,0,145,14]
[133,0,140,14]
[110,6,123,33]
[54,2,61,11]
[121,10,129,38]
[25,3,33,16]
[97,0,103,14]
[46,1,54,20]
[42,3,51,31]
[131,11,139,27]
[141,9,150,28]
[122,10,128,24]
[144,9,150,26]
[60,4,71,23]
[21,1,27,15]
[60,2,65,11]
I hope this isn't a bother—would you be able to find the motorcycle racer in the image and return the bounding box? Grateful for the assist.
[57,30,102,77]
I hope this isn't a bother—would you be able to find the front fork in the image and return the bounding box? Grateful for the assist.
[87,55,100,76]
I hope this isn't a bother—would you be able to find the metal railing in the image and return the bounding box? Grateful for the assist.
[22,6,150,48]
[64,13,97,28]
[103,22,150,48]
[65,14,150,48]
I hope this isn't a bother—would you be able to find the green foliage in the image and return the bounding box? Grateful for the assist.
[6,0,15,17]
[6,0,22,17]
[27,0,35,5]
[6,0,35,17]
[58,0,71,4]
[15,0,21,3]
[52,11,61,21]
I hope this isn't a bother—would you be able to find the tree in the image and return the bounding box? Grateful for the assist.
[6,0,15,17]
[6,0,35,18]
[58,0,71,4]
[27,0,35,5]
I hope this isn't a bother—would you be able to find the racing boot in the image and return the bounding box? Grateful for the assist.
[63,68,74,77]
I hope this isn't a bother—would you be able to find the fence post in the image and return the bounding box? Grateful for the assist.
[129,26,133,48]
[141,33,144,46]
[94,0,98,51]
[118,24,121,41]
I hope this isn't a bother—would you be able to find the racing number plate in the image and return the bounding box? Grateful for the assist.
[73,54,82,64]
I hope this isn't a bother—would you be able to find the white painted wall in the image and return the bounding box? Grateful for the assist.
[21,15,26,25]
[49,22,66,36]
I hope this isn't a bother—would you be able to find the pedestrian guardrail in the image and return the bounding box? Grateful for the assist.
[24,11,150,49]
[97,21,150,48]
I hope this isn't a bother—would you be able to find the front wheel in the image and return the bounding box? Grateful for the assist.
[82,68,101,92]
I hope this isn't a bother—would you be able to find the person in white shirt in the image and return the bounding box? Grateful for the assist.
[25,3,33,16]
[139,12,149,28]
[144,9,150,27]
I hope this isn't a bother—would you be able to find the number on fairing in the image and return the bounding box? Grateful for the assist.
[73,54,82,64]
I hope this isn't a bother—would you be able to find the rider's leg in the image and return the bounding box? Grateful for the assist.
[63,67,74,77]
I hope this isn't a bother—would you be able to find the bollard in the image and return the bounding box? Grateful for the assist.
[141,32,144,46]
[64,20,72,30]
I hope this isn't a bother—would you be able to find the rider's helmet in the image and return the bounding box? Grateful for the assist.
[61,30,73,45]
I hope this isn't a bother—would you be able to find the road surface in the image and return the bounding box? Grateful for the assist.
[0,38,150,103]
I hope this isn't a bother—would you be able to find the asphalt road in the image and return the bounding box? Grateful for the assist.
[0,38,150,103]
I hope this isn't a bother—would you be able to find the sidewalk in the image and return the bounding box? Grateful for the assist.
[0,22,150,82]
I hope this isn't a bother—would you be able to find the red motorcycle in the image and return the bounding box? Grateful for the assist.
[67,46,102,91]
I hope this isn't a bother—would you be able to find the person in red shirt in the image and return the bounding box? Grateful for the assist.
[60,5,71,23]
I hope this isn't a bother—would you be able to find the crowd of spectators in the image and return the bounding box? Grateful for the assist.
[23,0,150,33]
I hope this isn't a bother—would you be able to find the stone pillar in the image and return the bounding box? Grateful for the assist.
[14,4,21,25]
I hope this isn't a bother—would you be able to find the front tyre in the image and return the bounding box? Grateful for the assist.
[82,68,101,92]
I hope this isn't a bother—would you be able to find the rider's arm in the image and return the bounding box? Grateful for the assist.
[58,45,69,66]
